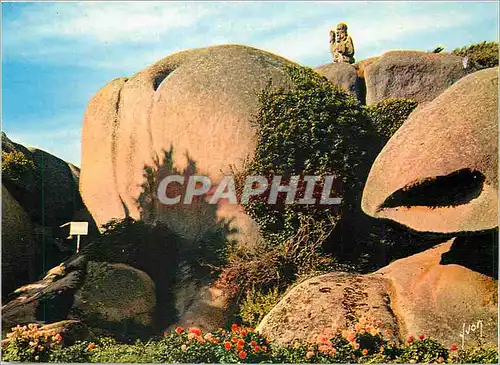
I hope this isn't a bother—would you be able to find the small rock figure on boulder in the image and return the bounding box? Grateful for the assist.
[330,22,355,64]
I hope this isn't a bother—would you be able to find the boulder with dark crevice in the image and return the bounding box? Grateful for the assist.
[314,62,362,102]
[364,51,467,105]
[258,68,498,348]
[2,254,89,331]
[362,67,498,233]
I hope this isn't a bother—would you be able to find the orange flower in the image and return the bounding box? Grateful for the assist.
[224,342,232,350]
[361,349,368,356]
[254,345,260,352]
[175,327,184,334]
[247,327,254,333]
[238,350,247,360]
[204,333,213,341]
[385,328,392,336]
[379,346,385,353]
[240,330,247,336]
[213,338,220,344]
[86,343,95,351]
[53,334,63,342]
[438,356,445,363]
[450,344,458,351]
[237,342,244,350]
[418,334,425,340]
[189,327,202,337]
[407,335,414,344]
[306,351,315,359]
[187,333,197,340]
[237,338,245,346]
[318,335,329,344]
[231,323,240,332]
[250,341,257,347]
[329,348,337,356]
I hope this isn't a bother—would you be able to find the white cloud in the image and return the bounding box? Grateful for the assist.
[259,8,475,64]
[4,116,83,166]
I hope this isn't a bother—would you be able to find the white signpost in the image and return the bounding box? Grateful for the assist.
[60,222,89,253]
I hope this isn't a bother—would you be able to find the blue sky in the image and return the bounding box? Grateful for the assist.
[2,1,498,166]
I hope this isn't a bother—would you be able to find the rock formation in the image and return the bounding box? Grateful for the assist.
[314,62,361,101]
[72,261,156,339]
[258,67,498,348]
[80,45,296,244]
[362,67,498,233]
[364,51,467,105]
[1,133,97,297]
[2,185,36,298]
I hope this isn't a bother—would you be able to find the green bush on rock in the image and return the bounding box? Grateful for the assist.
[1,151,35,181]
[364,98,419,143]
[452,41,499,73]
[242,65,378,239]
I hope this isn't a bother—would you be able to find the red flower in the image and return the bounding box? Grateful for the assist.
[213,338,220,344]
[254,345,260,352]
[238,350,247,360]
[237,339,245,346]
[240,330,247,336]
[249,341,257,346]
[450,344,458,351]
[189,327,202,337]
[418,334,425,340]
[231,323,240,332]
[224,342,232,350]
[175,327,184,334]
[407,335,414,343]
[237,342,244,350]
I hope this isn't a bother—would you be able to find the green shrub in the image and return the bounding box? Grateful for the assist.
[364,98,419,143]
[239,287,281,327]
[1,324,63,362]
[452,346,499,363]
[242,65,378,240]
[3,320,498,363]
[452,41,499,73]
[2,151,35,181]
[395,336,448,363]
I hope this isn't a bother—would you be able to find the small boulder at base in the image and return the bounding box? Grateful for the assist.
[364,51,467,105]
[314,62,362,101]
[72,261,156,339]
[256,272,400,345]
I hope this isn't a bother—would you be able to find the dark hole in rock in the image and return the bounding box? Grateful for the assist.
[440,229,498,279]
[380,168,485,209]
